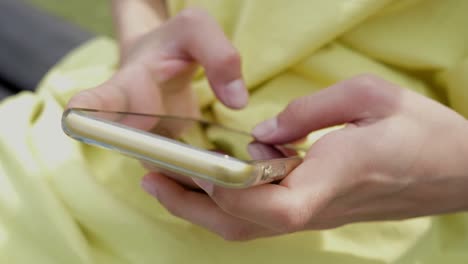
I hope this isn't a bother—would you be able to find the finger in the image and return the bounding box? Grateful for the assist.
[70,8,247,113]
[252,74,401,143]
[67,64,162,109]
[141,162,200,189]
[141,173,276,241]
[192,176,327,233]
[247,142,285,160]
[66,76,129,110]
[166,8,248,109]
[67,65,167,130]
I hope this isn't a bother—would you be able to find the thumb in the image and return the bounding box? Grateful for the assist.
[67,64,164,113]
[251,75,401,144]
[66,80,127,110]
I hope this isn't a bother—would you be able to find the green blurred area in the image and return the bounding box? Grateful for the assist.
[26,0,114,36]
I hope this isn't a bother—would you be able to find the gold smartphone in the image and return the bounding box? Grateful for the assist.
[62,108,303,188]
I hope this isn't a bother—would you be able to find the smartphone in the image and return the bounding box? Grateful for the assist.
[61,108,303,188]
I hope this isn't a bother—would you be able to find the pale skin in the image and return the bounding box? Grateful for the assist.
[68,1,468,241]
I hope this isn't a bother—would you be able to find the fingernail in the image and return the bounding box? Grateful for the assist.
[252,118,277,139]
[225,79,248,109]
[141,176,159,199]
[192,178,214,196]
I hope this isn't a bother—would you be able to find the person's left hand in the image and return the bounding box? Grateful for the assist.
[141,74,468,241]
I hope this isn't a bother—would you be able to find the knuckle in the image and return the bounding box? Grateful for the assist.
[206,49,241,84]
[349,74,393,99]
[350,74,382,92]
[216,49,241,68]
[346,74,399,112]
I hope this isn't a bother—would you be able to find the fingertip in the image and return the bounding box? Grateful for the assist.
[141,173,161,199]
[222,79,249,109]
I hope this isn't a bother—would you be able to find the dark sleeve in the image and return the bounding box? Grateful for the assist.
[0,0,92,95]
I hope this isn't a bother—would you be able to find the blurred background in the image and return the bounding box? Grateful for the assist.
[0,0,114,99]
[28,0,113,36]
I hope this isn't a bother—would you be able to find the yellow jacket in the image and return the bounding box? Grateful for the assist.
[1,0,468,263]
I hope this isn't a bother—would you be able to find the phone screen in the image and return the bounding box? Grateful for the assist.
[65,108,303,162]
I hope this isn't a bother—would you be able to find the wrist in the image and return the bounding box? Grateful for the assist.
[112,0,167,61]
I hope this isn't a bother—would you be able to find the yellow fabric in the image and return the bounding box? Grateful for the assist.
[1,0,468,263]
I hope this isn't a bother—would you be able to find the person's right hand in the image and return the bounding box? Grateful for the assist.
[68,8,248,122]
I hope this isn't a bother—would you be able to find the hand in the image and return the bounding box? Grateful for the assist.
[69,8,248,113]
[68,8,249,186]
[141,74,468,241]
